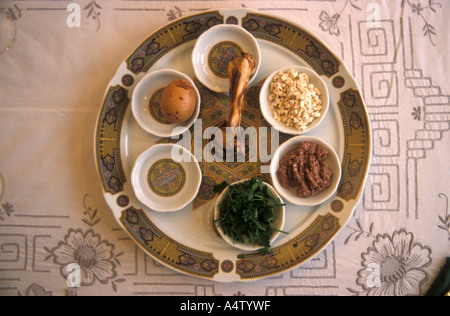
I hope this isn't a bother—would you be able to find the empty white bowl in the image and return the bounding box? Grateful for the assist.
[213,179,285,251]
[260,66,329,135]
[131,69,200,138]
[270,136,341,206]
[131,144,201,212]
[192,24,261,93]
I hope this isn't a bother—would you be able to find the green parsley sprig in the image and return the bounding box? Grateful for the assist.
[215,177,287,252]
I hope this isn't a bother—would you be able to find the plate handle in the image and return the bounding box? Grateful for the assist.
[219,9,251,27]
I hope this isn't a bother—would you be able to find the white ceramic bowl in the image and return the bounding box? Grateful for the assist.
[131,144,201,212]
[192,24,261,93]
[213,179,285,251]
[270,136,341,206]
[131,69,200,138]
[260,65,329,135]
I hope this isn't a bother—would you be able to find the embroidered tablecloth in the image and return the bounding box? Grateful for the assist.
[0,0,448,296]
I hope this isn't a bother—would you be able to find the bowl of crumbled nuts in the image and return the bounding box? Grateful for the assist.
[260,66,329,135]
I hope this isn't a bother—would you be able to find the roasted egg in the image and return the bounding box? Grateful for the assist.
[160,79,197,123]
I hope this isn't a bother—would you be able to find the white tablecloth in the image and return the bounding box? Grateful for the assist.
[0,0,448,296]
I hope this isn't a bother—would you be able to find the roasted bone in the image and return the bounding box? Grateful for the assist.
[217,53,257,154]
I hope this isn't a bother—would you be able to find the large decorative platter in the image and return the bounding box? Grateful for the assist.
[94,9,372,282]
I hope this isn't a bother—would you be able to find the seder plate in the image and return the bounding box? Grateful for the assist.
[94,9,372,282]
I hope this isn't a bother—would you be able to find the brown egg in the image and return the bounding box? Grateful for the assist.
[160,79,197,123]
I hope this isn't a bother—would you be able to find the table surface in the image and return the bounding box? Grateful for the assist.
[0,0,449,296]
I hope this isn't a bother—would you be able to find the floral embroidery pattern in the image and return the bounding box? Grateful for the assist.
[411,106,422,121]
[45,194,126,295]
[319,0,361,36]
[319,11,341,36]
[0,4,23,21]
[0,202,14,221]
[85,1,102,31]
[402,0,442,46]
[437,193,450,240]
[20,283,52,296]
[167,6,184,21]
[0,173,15,221]
[319,0,443,45]
[346,222,432,296]
[81,194,101,227]
[50,229,118,287]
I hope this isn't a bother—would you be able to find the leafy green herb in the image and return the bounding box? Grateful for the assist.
[215,176,287,252]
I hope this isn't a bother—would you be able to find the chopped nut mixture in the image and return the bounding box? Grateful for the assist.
[277,142,333,198]
[268,69,322,131]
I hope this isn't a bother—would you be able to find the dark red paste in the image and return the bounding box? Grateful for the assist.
[277,142,333,198]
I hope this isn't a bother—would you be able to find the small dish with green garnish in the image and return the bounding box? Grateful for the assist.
[213,177,287,252]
